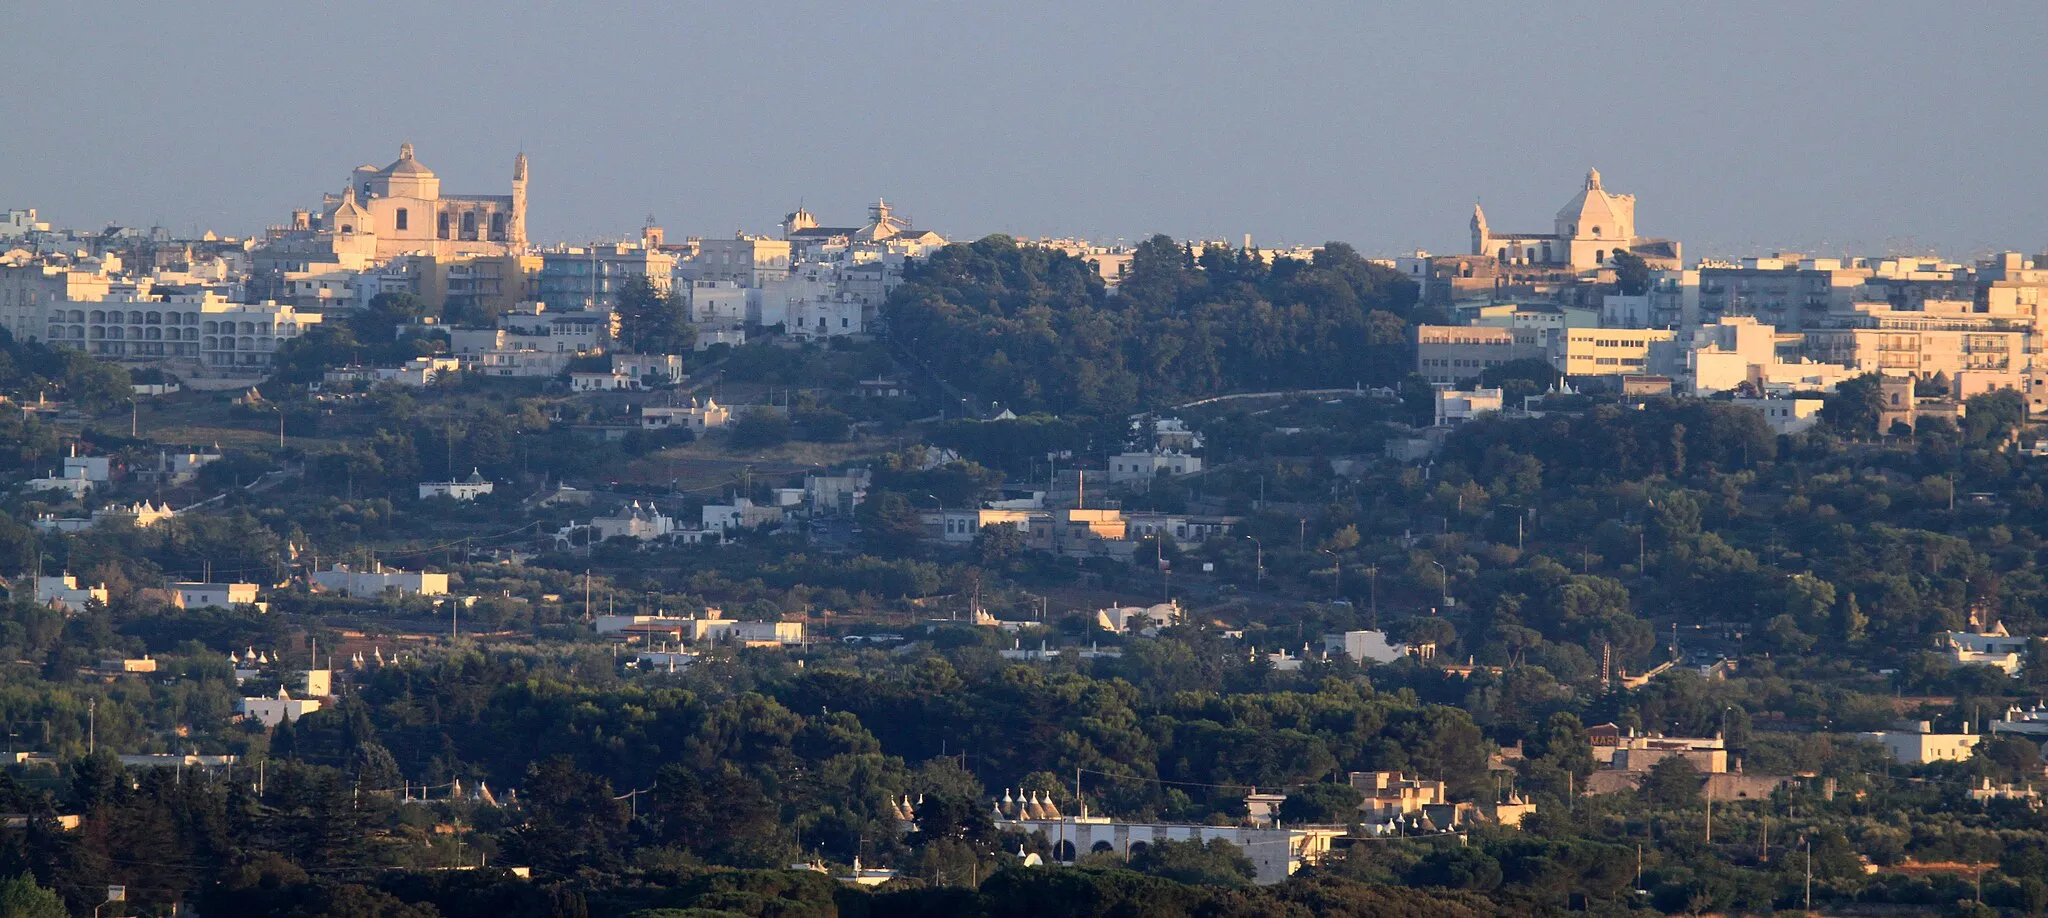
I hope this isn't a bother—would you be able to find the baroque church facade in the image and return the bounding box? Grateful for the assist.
[1470,168,1679,271]
[309,143,528,260]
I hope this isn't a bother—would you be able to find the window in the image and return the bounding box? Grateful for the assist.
[461,212,478,239]
[396,208,409,231]
[438,213,451,239]
[491,213,507,239]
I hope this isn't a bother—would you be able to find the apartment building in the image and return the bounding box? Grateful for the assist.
[1414,325,1547,386]
[1697,256,1870,331]
[1553,327,1674,379]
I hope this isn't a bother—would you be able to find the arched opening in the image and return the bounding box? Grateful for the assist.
[1592,226,1603,237]
[1497,247,1508,260]
[1090,841,1115,854]
[396,208,409,231]
[1128,841,1150,857]
[1053,841,1076,862]
[1595,250,1605,263]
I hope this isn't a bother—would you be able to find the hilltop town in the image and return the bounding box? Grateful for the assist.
[6,144,2048,916]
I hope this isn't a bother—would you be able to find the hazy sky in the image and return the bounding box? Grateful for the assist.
[4,2,2044,258]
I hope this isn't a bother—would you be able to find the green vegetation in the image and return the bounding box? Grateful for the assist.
[7,235,2048,915]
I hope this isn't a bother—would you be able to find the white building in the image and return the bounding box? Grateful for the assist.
[804,471,870,516]
[311,563,449,597]
[1095,601,1182,635]
[1321,630,1421,665]
[34,500,176,533]
[590,502,677,542]
[642,398,730,432]
[685,279,750,325]
[172,582,261,610]
[702,497,783,532]
[419,469,495,501]
[0,208,49,239]
[1435,388,1504,426]
[35,574,108,612]
[1731,396,1825,435]
[1107,449,1202,485]
[569,370,637,392]
[693,619,806,645]
[1945,623,2028,675]
[996,812,1342,885]
[237,688,322,727]
[1859,724,1981,764]
[145,450,221,486]
[686,235,793,287]
[612,353,686,386]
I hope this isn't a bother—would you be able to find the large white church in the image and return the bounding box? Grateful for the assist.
[1470,168,1679,271]
[295,143,529,261]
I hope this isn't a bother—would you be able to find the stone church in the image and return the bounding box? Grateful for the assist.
[309,143,528,260]
[1470,168,1679,271]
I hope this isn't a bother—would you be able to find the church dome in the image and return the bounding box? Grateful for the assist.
[383,142,435,177]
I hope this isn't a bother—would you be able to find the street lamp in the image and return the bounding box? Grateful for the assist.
[1426,559,1449,609]
[1321,549,1342,602]
[1243,535,1263,587]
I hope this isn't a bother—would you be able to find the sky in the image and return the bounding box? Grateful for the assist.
[3,2,2045,259]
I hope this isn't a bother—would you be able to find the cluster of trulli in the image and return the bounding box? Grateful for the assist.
[888,794,924,824]
[995,789,1064,820]
[348,646,394,669]
[228,647,271,667]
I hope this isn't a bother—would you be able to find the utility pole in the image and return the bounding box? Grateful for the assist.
[1367,567,1378,628]
[88,698,95,755]
[1804,836,1812,912]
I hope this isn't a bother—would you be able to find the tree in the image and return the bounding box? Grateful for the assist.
[1964,388,2025,445]
[974,523,1026,565]
[502,757,630,873]
[616,276,694,355]
[728,410,792,450]
[856,492,927,556]
[1478,358,1561,401]
[1276,782,1362,824]
[1611,250,1652,296]
[0,873,65,918]
[1639,755,1703,808]
[1127,838,1257,886]
[1405,847,1504,891]
[1821,373,1886,435]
